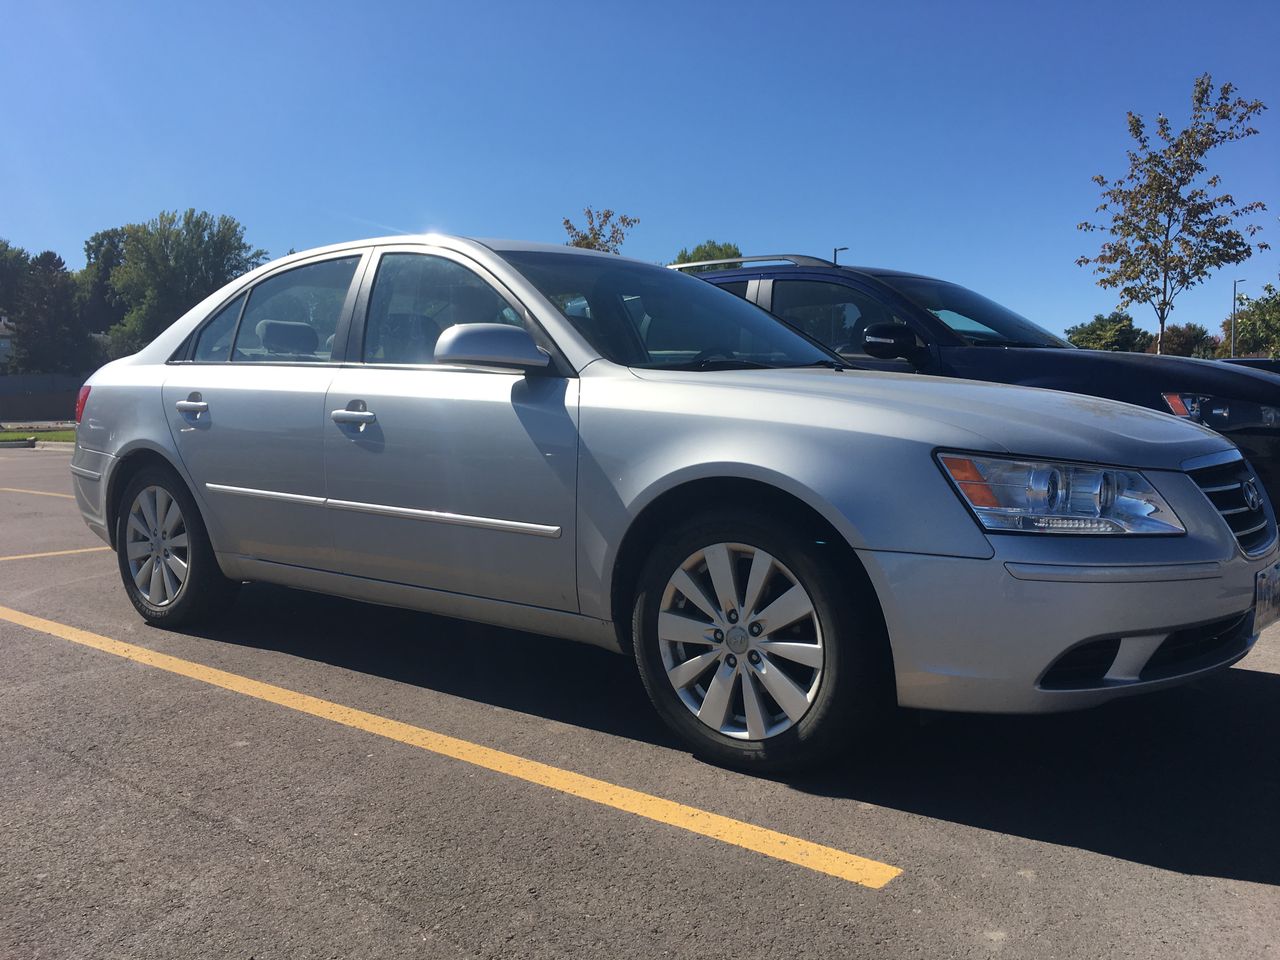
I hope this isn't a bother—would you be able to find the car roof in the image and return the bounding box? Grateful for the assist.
[695,262,943,284]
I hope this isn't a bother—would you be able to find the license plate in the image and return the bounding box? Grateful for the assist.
[1258,560,1280,633]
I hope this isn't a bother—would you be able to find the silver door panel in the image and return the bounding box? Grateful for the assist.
[323,367,579,610]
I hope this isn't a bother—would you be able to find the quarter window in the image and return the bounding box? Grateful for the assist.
[771,280,908,357]
[192,293,245,362]
[231,257,360,363]
[363,254,521,364]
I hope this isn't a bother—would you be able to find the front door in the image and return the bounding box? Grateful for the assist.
[767,277,922,373]
[323,249,579,611]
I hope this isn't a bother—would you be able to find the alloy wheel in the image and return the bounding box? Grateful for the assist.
[659,542,825,740]
[125,485,189,607]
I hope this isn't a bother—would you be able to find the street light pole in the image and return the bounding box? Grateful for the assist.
[1232,278,1245,358]
[833,246,848,265]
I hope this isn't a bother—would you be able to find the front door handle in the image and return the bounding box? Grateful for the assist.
[331,408,376,425]
[175,399,208,414]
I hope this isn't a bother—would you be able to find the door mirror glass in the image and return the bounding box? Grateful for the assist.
[862,322,920,360]
[433,323,551,373]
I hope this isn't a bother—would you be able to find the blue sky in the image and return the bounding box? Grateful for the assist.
[2,0,1277,336]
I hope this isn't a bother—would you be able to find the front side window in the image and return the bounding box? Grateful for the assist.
[363,254,521,364]
[498,251,838,370]
[771,280,909,357]
[192,292,245,361]
[232,257,360,363]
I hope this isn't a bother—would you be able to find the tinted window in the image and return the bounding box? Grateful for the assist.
[363,254,521,364]
[876,275,1070,348]
[717,281,749,299]
[499,251,837,370]
[771,280,909,356]
[192,293,245,362]
[232,257,360,363]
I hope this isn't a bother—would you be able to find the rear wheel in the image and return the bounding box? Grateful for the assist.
[115,465,237,626]
[632,509,891,772]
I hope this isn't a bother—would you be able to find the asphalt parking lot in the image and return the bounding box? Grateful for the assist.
[2,446,1278,959]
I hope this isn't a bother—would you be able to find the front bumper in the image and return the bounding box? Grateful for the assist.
[859,466,1278,714]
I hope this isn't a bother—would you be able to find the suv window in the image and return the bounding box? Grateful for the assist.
[363,254,522,364]
[192,292,246,362]
[232,257,360,363]
[771,280,908,356]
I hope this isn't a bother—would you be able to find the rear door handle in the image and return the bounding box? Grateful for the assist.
[175,400,208,414]
[331,409,376,425]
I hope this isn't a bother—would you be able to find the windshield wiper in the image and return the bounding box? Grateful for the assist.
[967,339,1060,349]
[646,358,778,371]
[779,359,849,371]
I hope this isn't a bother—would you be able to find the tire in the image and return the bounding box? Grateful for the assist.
[115,464,238,627]
[631,508,892,773]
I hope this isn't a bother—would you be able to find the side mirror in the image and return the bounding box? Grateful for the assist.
[434,323,552,374]
[862,322,920,361]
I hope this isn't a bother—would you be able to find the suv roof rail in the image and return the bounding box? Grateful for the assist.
[667,253,835,271]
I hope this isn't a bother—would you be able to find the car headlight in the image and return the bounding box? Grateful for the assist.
[938,453,1185,535]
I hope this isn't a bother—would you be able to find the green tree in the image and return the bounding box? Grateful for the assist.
[672,240,743,272]
[77,227,128,334]
[1063,310,1154,352]
[0,238,30,323]
[1221,282,1280,358]
[10,252,94,373]
[1146,321,1217,358]
[108,209,267,356]
[562,206,639,254]
[1077,74,1269,354]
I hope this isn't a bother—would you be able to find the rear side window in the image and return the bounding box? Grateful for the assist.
[192,293,245,362]
[363,254,522,364]
[716,281,749,299]
[771,280,907,356]
[232,257,360,363]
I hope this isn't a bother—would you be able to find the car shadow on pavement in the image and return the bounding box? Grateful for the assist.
[194,583,676,749]
[792,665,1280,887]
[199,583,1279,886]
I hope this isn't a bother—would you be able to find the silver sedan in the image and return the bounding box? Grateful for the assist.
[71,236,1280,771]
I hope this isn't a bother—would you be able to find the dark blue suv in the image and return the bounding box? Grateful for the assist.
[678,254,1280,509]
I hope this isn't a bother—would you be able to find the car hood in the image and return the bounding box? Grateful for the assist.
[630,366,1233,471]
[996,346,1280,400]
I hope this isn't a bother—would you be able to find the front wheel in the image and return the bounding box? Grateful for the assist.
[115,465,237,627]
[632,510,891,772]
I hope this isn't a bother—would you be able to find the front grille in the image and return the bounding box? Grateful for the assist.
[1139,613,1252,681]
[1188,458,1275,554]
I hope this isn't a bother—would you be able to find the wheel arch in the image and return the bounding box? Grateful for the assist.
[607,476,887,658]
[105,444,195,549]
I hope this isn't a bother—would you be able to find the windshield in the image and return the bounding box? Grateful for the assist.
[498,251,840,369]
[877,275,1071,348]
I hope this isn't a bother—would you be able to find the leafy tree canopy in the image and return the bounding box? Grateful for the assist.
[562,206,639,254]
[1064,310,1154,352]
[0,238,30,322]
[672,240,743,272]
[109,209,267,356]
[1221,282,1280,358]
[1147,321,1218,358]
[10,252,94,374]
[1077,74,1269,354]
[77,228,128,334]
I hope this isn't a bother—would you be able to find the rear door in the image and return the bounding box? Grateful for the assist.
[322,247,579,611]
[163,252,366,568]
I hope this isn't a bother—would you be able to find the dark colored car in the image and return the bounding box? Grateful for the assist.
[677,254,1280,509]
[1225,357,1280,375]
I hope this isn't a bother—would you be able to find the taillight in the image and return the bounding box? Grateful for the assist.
[75,385,91,423]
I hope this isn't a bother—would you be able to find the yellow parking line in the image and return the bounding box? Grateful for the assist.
[0,546,111,563]
[0,604,901,889]
[0,486,76,500]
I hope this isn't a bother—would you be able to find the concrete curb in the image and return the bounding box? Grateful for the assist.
[0,438,35,448]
